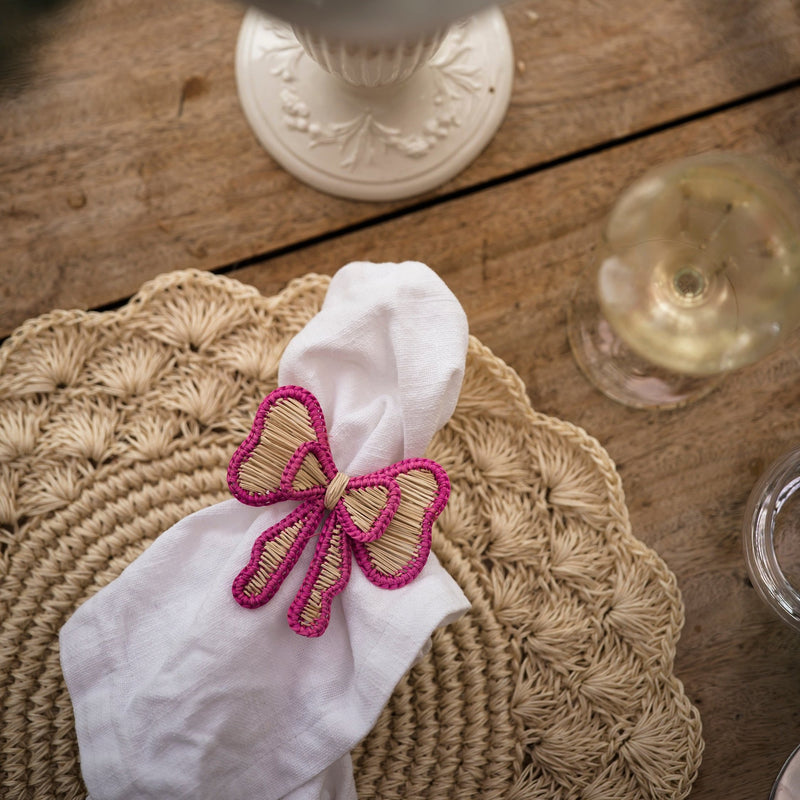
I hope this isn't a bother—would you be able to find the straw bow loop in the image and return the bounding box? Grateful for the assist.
[227,385,450,637]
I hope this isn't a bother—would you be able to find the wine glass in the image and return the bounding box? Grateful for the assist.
[567,151,800,409]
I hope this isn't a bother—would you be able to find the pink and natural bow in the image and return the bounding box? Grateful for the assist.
[227,385,450,637]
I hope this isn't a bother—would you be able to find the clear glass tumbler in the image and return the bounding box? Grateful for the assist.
[771,743,800,799]
[743,446,800,633]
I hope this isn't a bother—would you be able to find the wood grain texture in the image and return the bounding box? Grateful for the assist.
[229,90,800,800]
[2,0,800,335]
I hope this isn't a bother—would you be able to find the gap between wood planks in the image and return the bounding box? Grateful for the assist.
[4,75,800,342]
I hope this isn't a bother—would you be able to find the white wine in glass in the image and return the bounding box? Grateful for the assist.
[568,151,800,409]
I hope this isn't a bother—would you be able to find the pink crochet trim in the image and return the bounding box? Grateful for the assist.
[228,385,450,637]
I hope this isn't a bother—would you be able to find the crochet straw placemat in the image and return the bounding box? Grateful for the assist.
[0,269,703,799]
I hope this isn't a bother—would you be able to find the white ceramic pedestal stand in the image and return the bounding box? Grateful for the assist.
[235,7,514,201]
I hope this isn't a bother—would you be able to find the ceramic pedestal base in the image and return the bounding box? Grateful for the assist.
[235,7,514,201]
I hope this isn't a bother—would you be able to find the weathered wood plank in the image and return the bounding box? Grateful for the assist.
[2,0,800,334]
[228,89,800,800]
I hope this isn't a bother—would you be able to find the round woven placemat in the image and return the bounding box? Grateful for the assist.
[0,269,703,799]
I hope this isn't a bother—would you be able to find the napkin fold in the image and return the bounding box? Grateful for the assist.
[59,261,471,800]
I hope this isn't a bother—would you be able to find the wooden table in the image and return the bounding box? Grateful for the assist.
[3,0,800,796]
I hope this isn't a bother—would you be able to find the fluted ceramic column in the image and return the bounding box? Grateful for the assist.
[292,27,447,88]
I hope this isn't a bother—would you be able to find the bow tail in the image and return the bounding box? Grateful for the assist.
[288,513,351,637]
[233,500,325,609]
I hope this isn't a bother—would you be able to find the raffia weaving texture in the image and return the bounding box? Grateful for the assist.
[0,269,703,799]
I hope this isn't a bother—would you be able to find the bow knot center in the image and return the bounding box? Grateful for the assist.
[324,471,350,510]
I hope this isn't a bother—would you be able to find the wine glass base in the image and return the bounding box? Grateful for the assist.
[234,7,514,201]
[567,271,723,410]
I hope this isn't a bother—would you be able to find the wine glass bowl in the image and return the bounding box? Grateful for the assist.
[568,152,800,409]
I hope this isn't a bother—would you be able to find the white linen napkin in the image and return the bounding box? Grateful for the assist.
[59,261,471,800]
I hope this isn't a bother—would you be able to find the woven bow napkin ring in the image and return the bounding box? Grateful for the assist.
[227,385,450,637]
